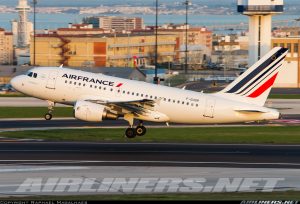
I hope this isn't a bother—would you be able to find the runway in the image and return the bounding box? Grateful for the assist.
[1,97,300,196]
[1,142,300,196]
[0,142,300,169]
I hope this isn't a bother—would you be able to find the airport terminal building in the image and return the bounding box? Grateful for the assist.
[272,37,300,88]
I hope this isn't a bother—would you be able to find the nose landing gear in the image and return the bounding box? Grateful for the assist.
[44,113,53,120]
[44,101,55,120]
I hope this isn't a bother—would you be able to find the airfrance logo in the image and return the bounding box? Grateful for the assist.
[62,74,123,87]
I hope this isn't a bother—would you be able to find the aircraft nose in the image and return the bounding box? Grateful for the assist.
[10,76,23,92]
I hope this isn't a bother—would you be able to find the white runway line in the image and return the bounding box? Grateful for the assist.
[0,166,88,173]
[1,160,300,166]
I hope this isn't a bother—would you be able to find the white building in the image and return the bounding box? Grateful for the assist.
[11,19,33,47]
[237,0,284,66]
[13,0,33,47]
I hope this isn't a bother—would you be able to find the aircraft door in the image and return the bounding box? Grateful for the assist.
[203,98,215,118]
[46,70,59,89]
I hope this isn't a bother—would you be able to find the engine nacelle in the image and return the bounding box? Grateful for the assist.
[74,101,118,122]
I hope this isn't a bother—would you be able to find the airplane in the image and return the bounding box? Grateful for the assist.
[10,47,288,138]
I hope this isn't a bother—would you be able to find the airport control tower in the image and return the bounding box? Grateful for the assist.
[237,0,284,66]
[15,0,31,47]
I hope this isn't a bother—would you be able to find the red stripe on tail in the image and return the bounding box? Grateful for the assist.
[247,73,278,98]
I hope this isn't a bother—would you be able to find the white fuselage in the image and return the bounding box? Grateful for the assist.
[11,67,280,124]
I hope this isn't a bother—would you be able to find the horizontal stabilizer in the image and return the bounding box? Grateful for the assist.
[235,109,267,113]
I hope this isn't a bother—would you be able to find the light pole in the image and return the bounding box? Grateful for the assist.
[154,0,159,84]
[184,0,191,74]
[32,0,37,66]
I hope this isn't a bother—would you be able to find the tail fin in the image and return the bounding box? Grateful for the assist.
[215,47,288,106]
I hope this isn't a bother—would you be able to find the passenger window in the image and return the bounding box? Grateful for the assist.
[27,72,33,77]
[33,73,37,78]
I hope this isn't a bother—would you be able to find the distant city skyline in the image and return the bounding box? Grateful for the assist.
[0,0,299,33]
[0,0,299,7]
[3,0,235,7]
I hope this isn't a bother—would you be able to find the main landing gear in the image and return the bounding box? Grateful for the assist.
[125,125,147,139]
[125,124,147,139]
[124,114,147,138]
[44,101,55,120]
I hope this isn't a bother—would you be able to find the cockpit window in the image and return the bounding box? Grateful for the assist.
[27,72,38,78]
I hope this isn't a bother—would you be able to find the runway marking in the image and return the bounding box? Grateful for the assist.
[0,166,88,173]
[0,150,250,154]
[0,138,44,142]
[276,119,300,124]
[1,160,300,167]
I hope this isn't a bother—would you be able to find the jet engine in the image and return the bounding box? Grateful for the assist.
[74,101,118,122]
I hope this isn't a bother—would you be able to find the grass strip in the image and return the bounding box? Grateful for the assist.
[0,107,73,118]
[1,126,300,144]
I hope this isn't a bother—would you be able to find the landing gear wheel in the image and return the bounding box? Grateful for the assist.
[44,113,52,121]
[125,128,136,139]
[136,126,146,136]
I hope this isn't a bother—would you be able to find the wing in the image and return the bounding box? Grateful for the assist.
[86,98,159,115]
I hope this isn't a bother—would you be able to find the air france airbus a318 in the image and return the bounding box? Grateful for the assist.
[11,47,288,138]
